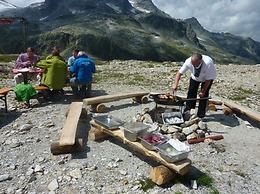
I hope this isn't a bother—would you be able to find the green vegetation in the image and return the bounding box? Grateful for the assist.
[0,74,12,79]
[197,175,219,194]
[216,167,224,172]
[0,54,18,62]
[137,177,155,191]
[228,87,255,101]
[232,170,246,178]
[196,175,213,186]
[174,172,219,194]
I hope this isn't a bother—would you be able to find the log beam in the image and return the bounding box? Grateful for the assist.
[50,139,84,155]
[150,165,177,185]
[224,100,260,123]
[88,127,110,141]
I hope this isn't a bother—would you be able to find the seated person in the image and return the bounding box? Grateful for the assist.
[36,47,68,100]
[66,49,80,82]
[45,46,65,61]
[67,49,80,67]
[14,47,41,85]
[69,51,96,98]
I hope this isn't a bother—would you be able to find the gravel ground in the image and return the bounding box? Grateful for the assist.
[0,61,260,194]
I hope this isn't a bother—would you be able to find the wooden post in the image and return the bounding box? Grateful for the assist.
[208,104,217,111]
[88,127,110,141]
[150,165,177,185]
[223,107,233,115]
[50,139,84,155]
[96,104,106,113]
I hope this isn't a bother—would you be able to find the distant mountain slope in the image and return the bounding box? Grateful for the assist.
[185,17,260,63]
[0,0,259,64]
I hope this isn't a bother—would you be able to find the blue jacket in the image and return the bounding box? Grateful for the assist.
[69,55,96,83]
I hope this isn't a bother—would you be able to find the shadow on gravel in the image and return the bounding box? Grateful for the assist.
[28,89,109,109]
[235,114,260,129]
[100,137,209,190]
[70,114,93,159]
[205,113,240,127]
[160,165,213,190]
[105,101,147,112]
[0,112,22,128]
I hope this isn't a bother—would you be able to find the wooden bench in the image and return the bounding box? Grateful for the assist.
[224,100,260,123]
[90,120,191,176]
[64,83,86,87]
[0,88,13,113]
[34,85,49,91]
[51,102,84,154]
[83,92,149,113]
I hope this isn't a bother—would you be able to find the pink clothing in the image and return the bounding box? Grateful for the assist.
[15,53,40,68]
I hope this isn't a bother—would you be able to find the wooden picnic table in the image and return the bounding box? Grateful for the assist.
[12,68,44,84]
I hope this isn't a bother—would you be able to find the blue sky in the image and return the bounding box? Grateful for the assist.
[7,0,260,42]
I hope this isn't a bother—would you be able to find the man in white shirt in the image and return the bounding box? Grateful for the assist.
[172,53,217,118]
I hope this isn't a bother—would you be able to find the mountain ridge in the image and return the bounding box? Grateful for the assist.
[0,0,16,11]
[0,0,260,64]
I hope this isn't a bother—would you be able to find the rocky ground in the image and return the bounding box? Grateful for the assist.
[0,60,260,194]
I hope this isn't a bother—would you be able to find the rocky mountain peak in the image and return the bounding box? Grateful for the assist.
[0,0,260,64]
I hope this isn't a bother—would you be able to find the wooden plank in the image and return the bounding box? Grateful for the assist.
[90,120,191,175]
[34,85,49,90]
[59,102,83,146]
[209,99,223,105]
[0,88,13,95]
[224,100,260,123]
[83,92,149,105]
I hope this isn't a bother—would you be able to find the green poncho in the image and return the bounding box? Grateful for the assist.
[14,84,37,102]
[37,56,68,90]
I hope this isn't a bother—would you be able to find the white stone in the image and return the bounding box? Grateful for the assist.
[48,179,59,191]
[69,168,82,179]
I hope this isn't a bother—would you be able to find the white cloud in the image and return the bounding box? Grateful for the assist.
[152,0,260,42]
[7,0,43,7]
[7,0,260,42]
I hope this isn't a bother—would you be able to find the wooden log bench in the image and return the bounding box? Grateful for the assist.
[51,102,84,155]
[0,86,50,111]
[83,92,149,113]
[34,85,49,91]
[0,88,13,113]
[89,120,191,176]
[224,100,260,123]
[64,82,87,87]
